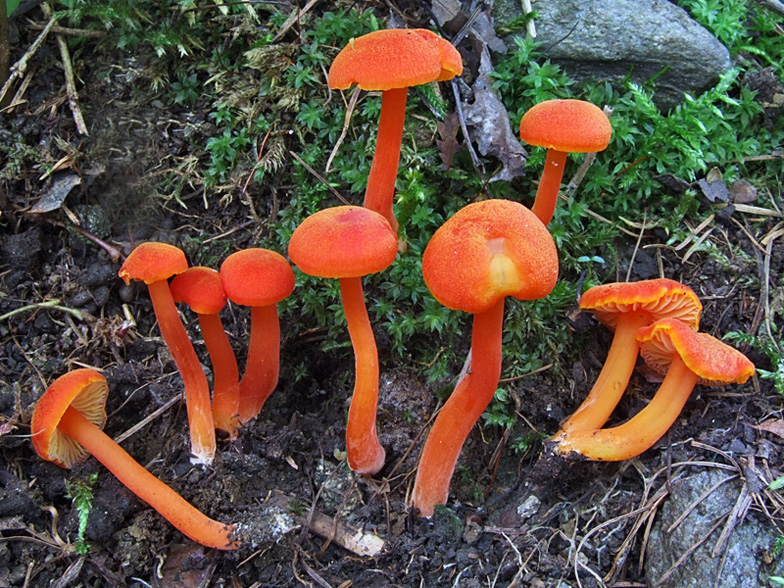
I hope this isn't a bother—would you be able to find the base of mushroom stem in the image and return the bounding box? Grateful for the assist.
[347,444,386,476]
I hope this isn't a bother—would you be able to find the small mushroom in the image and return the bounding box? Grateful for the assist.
[555,278,703,436]
[170,266,240,440]
[553,318,755,460]
[119,242,216,466]
[519,99,612,225]
[329,28,462,234]
[31,369,239,550]
[288,206,398,475]
[219,249,295,425]
[411,199,558,517]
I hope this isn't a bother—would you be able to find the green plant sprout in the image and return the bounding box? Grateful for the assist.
[725,331,784,396]
[65,472,99,554]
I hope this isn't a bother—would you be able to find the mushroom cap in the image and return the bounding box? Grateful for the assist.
[423,199,558,314]
[519,99,612,153]
[31,369,109,469]
[170,267,227,315]
[220,249,295,307]
[579,278,702,330]
[288,206,398,278]
[119,242,188,285]
[635,318,755,385]
[328,28,463,91]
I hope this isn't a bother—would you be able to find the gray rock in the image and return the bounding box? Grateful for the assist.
[493,0,733,110]
[645,469,784,587]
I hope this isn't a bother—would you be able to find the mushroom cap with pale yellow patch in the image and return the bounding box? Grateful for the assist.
[422,199,558,314]
[519,99,612,153]
[119,242,188,285]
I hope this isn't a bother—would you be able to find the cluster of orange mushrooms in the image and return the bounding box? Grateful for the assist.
[29,27,755,548]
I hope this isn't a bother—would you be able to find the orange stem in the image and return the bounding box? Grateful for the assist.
[237,304,281,424]
[147,280,215,466]
[341,276,385,475]
[364,87,408,234]
[411,298,505,517]
[530,149,568,226]
[198,313,240,439]
[554,357,699,461]
[58,406,239,550]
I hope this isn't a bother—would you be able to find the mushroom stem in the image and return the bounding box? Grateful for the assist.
[57,406,239,550]
[147,280,216,466]
[530,149,568,226]
[197,313,240,439]
[340,276,385,475]
[364,87,408,234]
[559,312,652,433]
[238,304,281,424]
[411,298,505,517]
[554,357,699,461]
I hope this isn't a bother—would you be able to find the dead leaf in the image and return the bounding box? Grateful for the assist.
[436,111,464,169]
[29,173,81,214]
[730,179,758,204]
[157,544,217,588]
[755,418,784,440]
[654,173,691,193]
[697,176,729,203]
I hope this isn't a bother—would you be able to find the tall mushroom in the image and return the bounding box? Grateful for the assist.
[411,199,558,517]
[288,206,398,475]
[219,249,295,425]
[170,266,240,440]
[328,28,462,234]
[518,99,612,225]
[554,279,703,437]
[31,369,239,550]
[119,242,216,466]
[553,318,755,460]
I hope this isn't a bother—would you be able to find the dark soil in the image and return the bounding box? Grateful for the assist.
[2,6,784,588]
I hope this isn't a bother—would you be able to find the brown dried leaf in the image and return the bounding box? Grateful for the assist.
[756,418,784,440]
[436,111,463,169]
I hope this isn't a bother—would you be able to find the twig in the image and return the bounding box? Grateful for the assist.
[0,298,85,322]
[0,13,58,104]
[55,34,88,134]
[113,395,180,445]
[271,0,319,42]
[27,23,105,37]
[289,150,350,205]
[521,0,537,37]
[325,85,361,173]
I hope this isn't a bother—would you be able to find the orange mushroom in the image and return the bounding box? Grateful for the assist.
[411,199,558,517]
[219,249,295,425]
[518,99,612,225]
[118,242,216,466]
[170,266,240,440]
[31,369,239,550]
[553,318,755,460]
[288,206,398,475]
[554,279,702,437]
[328,28,462,234]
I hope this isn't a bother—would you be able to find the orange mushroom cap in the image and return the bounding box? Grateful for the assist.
[519,99,612,153]
[422,199,558,314]
[170,267,227,315]
[288,206,398,278]
[636,318,755,385]
[119,242,187,285]
[220,249,296,307]
[328,28,463,91]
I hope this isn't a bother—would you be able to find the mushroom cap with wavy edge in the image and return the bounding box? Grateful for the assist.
[636,318,755,385]
[422,200,558,315]
[220,249,296,306]
[170,267,227,315]
[328,28,463,91]
[119,242,188,285]
[579,278,703,331]
[31,368,108,468]
[519,99,612,153]
[288,206,398,278]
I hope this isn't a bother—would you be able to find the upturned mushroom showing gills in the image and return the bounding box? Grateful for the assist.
[288,206,398,475]
[170,266,240,440]
[518,99,612,225]
[553,318,755,461]
[328,28,462,234]
[411,199,558,517]
[118,242,216,466]
[219,249,295,425]
[554,279,703,438]
[31,369,239,550]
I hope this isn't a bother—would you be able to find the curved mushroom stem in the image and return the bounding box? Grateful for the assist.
[147,280,216,466]
[411,298,505,517]
[58,406,239,550]
[558,311,652,434]
[364,87,408,234]
[340,276,385,475]
[530,149,568,226]
[553,356,699,461]
[197,313,240,439]
[237,304,281,424]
